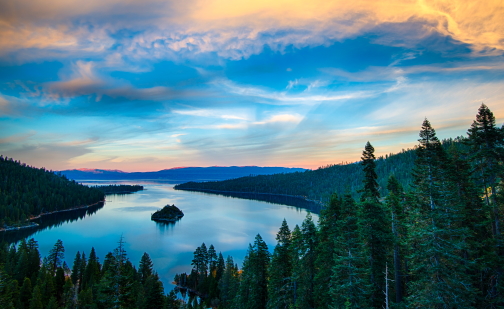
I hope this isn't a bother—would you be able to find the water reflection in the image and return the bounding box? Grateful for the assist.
[1,182,317,293]
[1,202,104,244]
[175,189,323,214]
[155,221,177,236]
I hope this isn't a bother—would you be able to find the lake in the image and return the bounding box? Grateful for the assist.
[2,181,319,292]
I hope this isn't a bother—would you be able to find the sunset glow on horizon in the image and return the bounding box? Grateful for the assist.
[0,0,503,172]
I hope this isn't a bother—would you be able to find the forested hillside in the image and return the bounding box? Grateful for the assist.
[175,138,467,203]
[172,104,504,309]
[0,157,105,228]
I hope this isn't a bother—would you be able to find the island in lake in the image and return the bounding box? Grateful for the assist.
[151,204,184,222]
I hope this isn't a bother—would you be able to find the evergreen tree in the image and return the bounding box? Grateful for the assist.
[165,290,179,309]
[54,267,66,303]
[447,144,493,307]
[357,142,392,308]
[467,104,504,236]
[236,234,270,309]
[61,279,75,309]
[191,243,208,291]
[386,175,407,304]
[142,274,164,309]
[314,194,342,307]
[466,104,504,306]
[267,219,293,309]
[35,263,55,307]
[406,119,475,308]
[26,239,41,283]
[71,252,82,286]
[208,245,218,273]
[216,252,225,282]
[290,225,303,307]
[78,288,94,309]
[20,277,33,309]
[83,247,101,292]
[79,252,87,291]
[46,296,58,309]
[330,194,370,309]
[28,285,43,309]
[0,268,14,309]
[218,256,239,309]
[138,253,154,285]
[295,214,317,309]
[360,141,380,202]
[47,240,65,275]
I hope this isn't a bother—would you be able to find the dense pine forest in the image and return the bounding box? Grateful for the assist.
[171,104,504,308]
[1,104,503,308]
[174,138,467,203]
[0,158,105,229]
[0,238,180,308]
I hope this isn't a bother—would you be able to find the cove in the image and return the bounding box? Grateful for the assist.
[2,181,319,292]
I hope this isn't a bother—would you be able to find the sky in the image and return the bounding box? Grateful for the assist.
[0,0,503,172]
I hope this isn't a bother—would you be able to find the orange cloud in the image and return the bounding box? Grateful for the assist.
[186,0,504,52]
[0,0,502,59]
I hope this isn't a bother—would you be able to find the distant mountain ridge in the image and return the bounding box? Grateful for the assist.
[59,166,308,182]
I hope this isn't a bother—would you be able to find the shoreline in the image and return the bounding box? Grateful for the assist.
[174,187,324,205]
[0,199,105,232]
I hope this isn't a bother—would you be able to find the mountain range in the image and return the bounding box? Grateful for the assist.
[59,166,307,182]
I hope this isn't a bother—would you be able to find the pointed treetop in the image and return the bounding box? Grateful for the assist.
[361,141,380,202]
[418,118,440,147]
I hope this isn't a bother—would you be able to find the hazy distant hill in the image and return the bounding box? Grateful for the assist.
[59,166,307,182]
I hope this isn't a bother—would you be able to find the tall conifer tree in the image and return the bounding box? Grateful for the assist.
[358,142,392,308]
[268,219,293,309]
[407,119,475,308]
[236,235,270,309]
[330,194,370,309]
[361,141,380,203]
[315,194,343,307]
[466,104,504,307]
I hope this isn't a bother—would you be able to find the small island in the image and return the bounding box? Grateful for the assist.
[151,204,184,222]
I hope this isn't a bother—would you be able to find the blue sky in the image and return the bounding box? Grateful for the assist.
[0,0,503,171]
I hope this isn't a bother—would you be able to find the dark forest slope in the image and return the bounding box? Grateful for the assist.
[175,138,466,203]
[0,156,105,228]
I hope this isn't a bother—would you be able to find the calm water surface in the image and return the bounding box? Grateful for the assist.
[7,181,318,291]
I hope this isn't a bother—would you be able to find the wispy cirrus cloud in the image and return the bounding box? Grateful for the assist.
[216,79,372,105]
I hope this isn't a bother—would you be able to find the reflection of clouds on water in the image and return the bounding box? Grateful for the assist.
[115,206,161,212]
[218,235,248,245]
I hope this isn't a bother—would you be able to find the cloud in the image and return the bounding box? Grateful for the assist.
[0,142,93,170]
[0,131,36,144]
[182,112,303,130]
[217,79,371,105]
[253,114,303,125]
[1,0,502,63]
[172,108,250,120]
[0,94,40,117]
[321,59,504,83]
[43,61,177,102]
